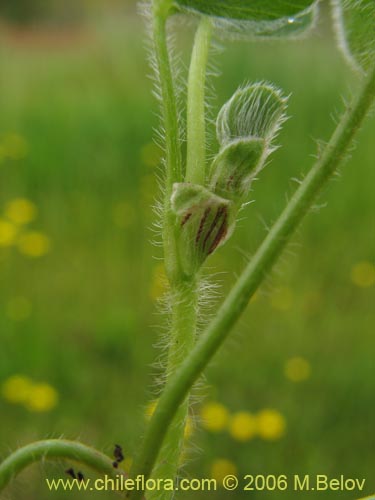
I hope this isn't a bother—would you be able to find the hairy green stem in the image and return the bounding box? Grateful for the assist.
[0,439,115,492]
[148,279,198,500]
[144,14,212,499]
[152,1,183,283]
[185,17,213,185]
[129,65,375,500]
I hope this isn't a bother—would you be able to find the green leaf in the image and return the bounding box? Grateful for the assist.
[174,0,317,21]
[171,183,235,275]
[213,5,318,40]
[332,0,375,72]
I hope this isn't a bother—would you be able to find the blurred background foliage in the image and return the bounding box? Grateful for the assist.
[0,0,374,499]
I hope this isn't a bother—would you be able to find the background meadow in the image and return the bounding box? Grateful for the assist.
[0,1,374,498]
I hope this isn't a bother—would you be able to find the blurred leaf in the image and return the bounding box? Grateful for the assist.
[175,0,317,21]
[332,0,375,72]
[175,1,319,40]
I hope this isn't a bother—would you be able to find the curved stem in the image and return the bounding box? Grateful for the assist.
[0,439,115,492]
[185,16,213,185]
[129,65,375,500]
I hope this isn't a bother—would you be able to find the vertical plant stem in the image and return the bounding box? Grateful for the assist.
[129,64,375,500]
[152,1,183,282]
[148,279,198,500]
[185,16,213,185]
[143,14,212,499]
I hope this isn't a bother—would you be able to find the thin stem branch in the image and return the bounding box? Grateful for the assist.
[128,64,375,500]
[0,440,115,492]
[152,1,183,282]
[152,2,182,191]
[185,16,213,185]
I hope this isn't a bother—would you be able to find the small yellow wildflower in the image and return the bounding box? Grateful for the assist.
[228,411,257,442]
[350,261,375,288]
[1,375,34,404]
[5,198,37,225]
[256,409,286,441]
[200,402,230,433]
[2,133,29,160]
[112,201,135,228]
[0,219,17,246]
[140,142,162,168]
[210,459,237,483]
[270,286,293,311]
[284,356,311,382]
[149,264,167,301]
[25,383,59,412]
[6,297,32,321]
[18,231,51,257]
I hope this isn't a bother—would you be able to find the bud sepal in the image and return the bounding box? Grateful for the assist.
[171,183,235,276]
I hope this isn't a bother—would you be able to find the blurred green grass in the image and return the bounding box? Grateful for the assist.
[0,5,374,499]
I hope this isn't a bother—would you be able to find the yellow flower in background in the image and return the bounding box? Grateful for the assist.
[17,231,51,257]
[25,383,59,412]
[200,402,229,433]
[140,142,162,168]
[350,261,375,288]
[2,375,59,412]
[210,459,237,483]
[284,356,311,382]
[0,219,18,246]
[2,375,34,404]
[6,297,32,322]
[1,133,29,160]
[256,409,286,441]
[228,411,257,442]
[112,201,135,229]
[270,286,294,311]
[149,264,167,301]
[5,198,37,225]
[145,399,193,439]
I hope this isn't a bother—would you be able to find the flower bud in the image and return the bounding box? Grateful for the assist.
[171,183,234,276]
[210,82,288,203]
[209,137,265,200]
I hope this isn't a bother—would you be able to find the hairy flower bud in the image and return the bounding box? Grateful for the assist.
[171,183,234,276]
[209,82,288,203]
